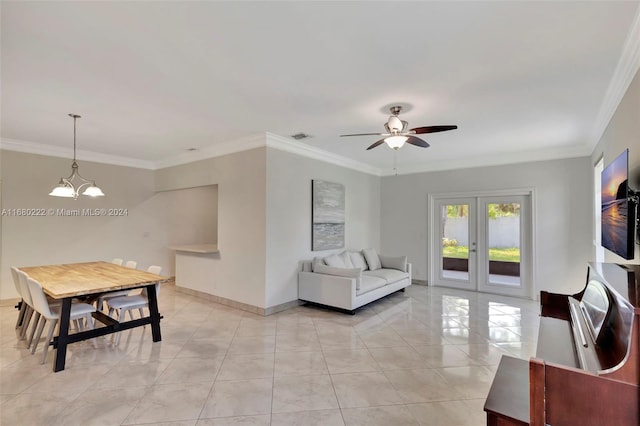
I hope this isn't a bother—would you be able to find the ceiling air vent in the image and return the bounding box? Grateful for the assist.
[290,133,311,140]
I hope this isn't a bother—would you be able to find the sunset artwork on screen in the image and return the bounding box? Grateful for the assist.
[601,149,632,259]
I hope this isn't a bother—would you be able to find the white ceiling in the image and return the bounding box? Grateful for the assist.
[2,1,639,173]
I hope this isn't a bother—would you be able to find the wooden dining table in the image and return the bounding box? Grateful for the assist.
[18,261,168,372]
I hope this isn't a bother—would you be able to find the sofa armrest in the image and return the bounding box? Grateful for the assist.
[379,255,407,272]
[298,271,358,311]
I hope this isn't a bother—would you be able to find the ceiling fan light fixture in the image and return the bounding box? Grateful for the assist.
[385,135,408,150]
[387,115,403,132]
[340,104,457,152]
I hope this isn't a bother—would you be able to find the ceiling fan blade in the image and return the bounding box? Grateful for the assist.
[340,132,388,137]
[405,136,430,148]
[366,138,387,150]
[410,125,458,134]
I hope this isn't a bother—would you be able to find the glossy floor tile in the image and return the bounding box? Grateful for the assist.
[0,284,539,425]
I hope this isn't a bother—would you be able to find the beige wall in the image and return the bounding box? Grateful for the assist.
[155,147,267,309]
[0,149,4,291]
[591,68,640,263]
[2,146,264,308]
[1,150,158,299]
[380,157,593,296]
[156,144,381,310]
[4,143,372,311]
[265,146,380,308]
[0,150,218,300]
[163,185,218,246]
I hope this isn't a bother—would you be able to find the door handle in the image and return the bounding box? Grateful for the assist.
[469,249,476,252]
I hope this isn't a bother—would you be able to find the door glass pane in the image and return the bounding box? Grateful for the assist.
[441,204,469,281]
[487,203,521,286]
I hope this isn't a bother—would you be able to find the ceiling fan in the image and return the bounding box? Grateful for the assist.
[340,105,457,150]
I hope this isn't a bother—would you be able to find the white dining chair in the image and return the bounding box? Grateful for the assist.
[147,265,162,276]
[26,276,97,364]
[15,269,65,349]
[15,270,37,345]
[95,259,137,311]
[11,267,27,331]
[107,265,162,346]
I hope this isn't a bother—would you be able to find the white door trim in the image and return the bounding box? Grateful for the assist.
[427,188,536,299]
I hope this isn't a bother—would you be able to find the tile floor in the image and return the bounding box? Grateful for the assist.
[0,284,540,426]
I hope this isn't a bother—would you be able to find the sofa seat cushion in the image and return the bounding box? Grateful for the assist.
[356,275,387,296]
[363,268,408,284]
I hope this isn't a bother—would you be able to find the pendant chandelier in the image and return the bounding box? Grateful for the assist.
[49,114,105,199]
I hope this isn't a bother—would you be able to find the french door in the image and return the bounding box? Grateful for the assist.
[431,192,532,298]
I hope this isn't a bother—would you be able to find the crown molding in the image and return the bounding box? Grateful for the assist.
[590,5,640,149]
[153,133,266,169]
[1,133,383,176]
[265,132,382,176]
[380,144,593,176]
[0,133,598,178]
[0,138,155,169]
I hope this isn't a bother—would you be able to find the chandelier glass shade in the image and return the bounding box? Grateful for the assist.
[49,114,104,199]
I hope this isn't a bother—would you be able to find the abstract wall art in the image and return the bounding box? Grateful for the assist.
[312,180,345,251]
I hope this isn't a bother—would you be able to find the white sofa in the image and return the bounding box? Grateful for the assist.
[298,249,411,314]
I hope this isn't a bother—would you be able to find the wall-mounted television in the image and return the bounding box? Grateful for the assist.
[601,149,636,260]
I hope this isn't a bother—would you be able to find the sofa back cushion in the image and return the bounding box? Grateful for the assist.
[362,248,382,271]
[313,257,328,272]
[349,251,368,271]
[323,254,343,268]
[340,251,355,268]
[324,251,354,269]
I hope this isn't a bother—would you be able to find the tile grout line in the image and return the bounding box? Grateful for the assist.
[315,314,348,426]
[194,308,240,422]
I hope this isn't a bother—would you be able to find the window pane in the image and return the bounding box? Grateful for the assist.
[442,204,469,281]
[487,203,520,286]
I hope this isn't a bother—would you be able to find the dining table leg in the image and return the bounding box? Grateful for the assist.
[53,297,72,372]
[146,283,162,342]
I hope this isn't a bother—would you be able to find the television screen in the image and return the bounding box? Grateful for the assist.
[601,149,634,260]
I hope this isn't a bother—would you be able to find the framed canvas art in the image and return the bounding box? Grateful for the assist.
[312,180,345,251]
